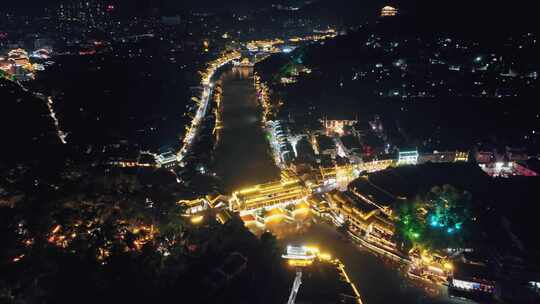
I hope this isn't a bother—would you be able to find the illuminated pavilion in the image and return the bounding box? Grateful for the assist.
[380,6,398,17]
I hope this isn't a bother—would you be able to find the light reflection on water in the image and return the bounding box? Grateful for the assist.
[278,222,465,304]
[212,66,280,193]
[231,66,252,79]
[216,66,463,304]
[245,210,313,239]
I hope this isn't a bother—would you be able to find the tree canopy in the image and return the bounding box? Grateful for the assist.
[395,185,473,252]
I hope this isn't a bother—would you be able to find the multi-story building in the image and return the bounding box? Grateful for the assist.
[324,190,396,252]
[419,150,469,163]
[322,118,357,136]
[156,150,178,168]
[355,159,394,173]
[450,261,496,298]
[230,175,309,212]
[398,149,419,165]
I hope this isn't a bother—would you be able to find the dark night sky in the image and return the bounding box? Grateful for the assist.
[0,0,534,14]
[1,0,536,31]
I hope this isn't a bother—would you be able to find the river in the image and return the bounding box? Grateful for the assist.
[281,222,470,304]
[213,66,467,304]
[213,67,280,192]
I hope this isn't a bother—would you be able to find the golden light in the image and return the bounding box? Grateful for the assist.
[292,207,309,216]
[319,253,332,261]
[381,6,398,17]
[51,224,61,234]
[12,254,25,263]
[265,214,285,223]
[428,265,444,274]
[303,246,320,254]
[421,254,433,263]
[288,259,313,267]
[191,215,204,224]
[443,262,453,270]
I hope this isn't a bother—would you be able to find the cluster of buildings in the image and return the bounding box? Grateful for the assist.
[322,190,397,253]
[322,28,540,101]
[474,148,539,177]
[57,0,115,25]
[245,39,285,53]
[178,97,538,300]
[266,120,295,168]
[0,48,40,81]
[449,256,496,299]
[179,157,397,247]
[260,109,475,173]
[258,106,538,182]
[100,144,156,168]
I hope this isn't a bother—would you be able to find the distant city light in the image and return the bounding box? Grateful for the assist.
[380,6,398,17]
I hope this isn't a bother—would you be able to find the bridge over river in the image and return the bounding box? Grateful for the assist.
[211,65,463,304]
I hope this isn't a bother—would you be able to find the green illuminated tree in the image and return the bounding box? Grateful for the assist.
[395,185,472,252]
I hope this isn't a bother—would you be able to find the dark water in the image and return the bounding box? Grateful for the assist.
[282,223,467,304]
[213,67,280,192]
[213,67,466,304]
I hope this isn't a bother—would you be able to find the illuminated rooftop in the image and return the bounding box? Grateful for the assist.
[231,177,309,211]
[381,5,398,17]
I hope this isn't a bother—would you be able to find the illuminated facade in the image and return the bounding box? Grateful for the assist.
[323,118,357,136]
[398,150,419,165]
[156,151,177,168]
[455,151,469,162]
[230,176,310,212]
[318,165,357,191]
[408,249,454,282]
[418,150,469,163]
[266,120,294,167]
[245,39,285,52]
[450,262,495,295]
[380,6,398,17]
[479,161,539,177]
[325,191,395,251]
[288,30,337,43]
[178,194,229,215]
[177,50,240,165]
[355,159,394,173]
[282,245,316,261]
[178,198,210,215]
[317,160,394,191]
[1,48,35,81]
